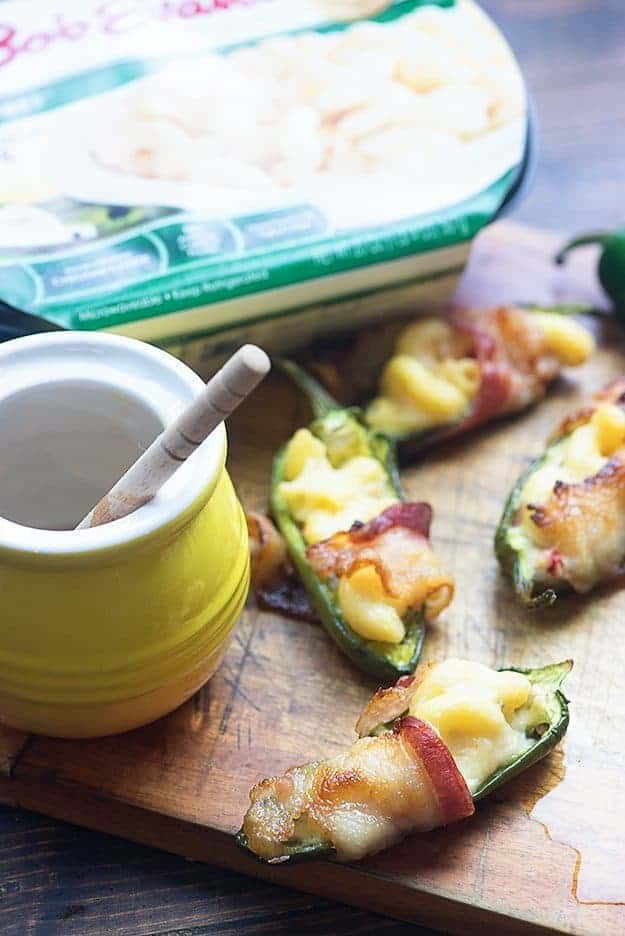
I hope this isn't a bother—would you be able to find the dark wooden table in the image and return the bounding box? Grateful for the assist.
[2,2,624,934]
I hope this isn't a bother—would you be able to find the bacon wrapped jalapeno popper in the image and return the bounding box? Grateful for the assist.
[496,378,625,606]
[365,306,594,453]
[237,658,571,863]
[270,374,453,680]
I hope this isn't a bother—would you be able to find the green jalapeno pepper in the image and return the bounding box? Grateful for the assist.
[473,660,571,800]
[494,450,559,609]
[279,355,461,470]
[273,360,426,682]
[366,659,571,800]
[557,227,625,320]
[235,830,336,864]
[236,660,571,863]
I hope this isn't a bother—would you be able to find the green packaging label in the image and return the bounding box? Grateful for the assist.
[0,0,526,344]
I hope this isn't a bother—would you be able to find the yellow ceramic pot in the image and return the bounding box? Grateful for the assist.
[0,332,249,738]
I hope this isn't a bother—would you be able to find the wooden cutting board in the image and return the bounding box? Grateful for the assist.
[1,221,623,936]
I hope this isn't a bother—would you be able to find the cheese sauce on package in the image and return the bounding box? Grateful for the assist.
[0,0,527,370]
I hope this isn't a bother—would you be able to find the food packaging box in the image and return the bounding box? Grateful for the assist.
[0,0,529,369]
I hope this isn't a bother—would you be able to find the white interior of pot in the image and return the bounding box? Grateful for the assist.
[0,379,163,530]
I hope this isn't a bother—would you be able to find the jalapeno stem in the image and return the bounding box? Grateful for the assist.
[555,232,610,265]
[522,302,598,316]
[277,359,340,420]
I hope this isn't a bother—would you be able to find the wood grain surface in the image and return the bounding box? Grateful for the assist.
[2,3,624,934]
[1,220,623,936]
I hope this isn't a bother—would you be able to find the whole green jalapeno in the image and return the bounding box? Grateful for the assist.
[557,227,625,319]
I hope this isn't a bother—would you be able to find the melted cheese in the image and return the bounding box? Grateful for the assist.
[531,312,595,367]
[512,403,625,578]
[380,355,469,419]
[337,566,406,644]
[409,659,534,793]
[595,401,625,455]
[279,428,403,642]
[279,428,396,544]
[365,396,437,436]
[366,318,478,435]
[395,317,462,362]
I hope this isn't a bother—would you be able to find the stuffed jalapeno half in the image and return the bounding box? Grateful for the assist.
[496,377,625,606]
[271,361,453,681]
[237,657,571,863]
[365,306,594,454]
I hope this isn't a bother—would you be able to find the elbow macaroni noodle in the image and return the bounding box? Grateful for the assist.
[91,0,525,190]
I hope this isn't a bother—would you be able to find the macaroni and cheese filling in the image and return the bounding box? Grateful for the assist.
[91,0,526,191]
[278,427,452,644]
[279,427,396,544]
[366,317,478,434]
[366,312,594,437]
[508,400,625,593]
[408,659,540,793]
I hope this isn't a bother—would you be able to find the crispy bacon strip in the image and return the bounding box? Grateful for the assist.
[458,361,513,434]
[240,717,474,863]
[348,501,432,540]
[400,717,475,824]
[246,511,318,621]
[355,665,433,738]
[530,457,625,593]
[246,511,288,589]
[595,376,625,404]
[549,377,625,443]
[447,305,561,434]
[306,503,454,622]
[257,573,318,623]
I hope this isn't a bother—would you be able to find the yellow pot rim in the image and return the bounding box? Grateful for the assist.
[0,331,227,565]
